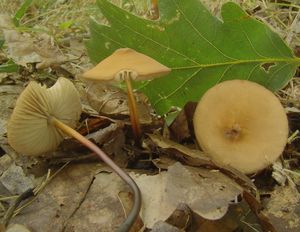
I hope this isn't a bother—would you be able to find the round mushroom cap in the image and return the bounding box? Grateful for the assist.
[82,48,171,81]
[7,77,82,156]
[193,80,288,174]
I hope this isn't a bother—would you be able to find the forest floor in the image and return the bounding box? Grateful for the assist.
[0,0,300,232]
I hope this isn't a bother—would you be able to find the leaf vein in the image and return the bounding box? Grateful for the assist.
[172,0,238,61]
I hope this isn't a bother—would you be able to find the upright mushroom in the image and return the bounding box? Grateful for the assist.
[82,48,170,142]
[7,77,141,232]
[193,80,288,174]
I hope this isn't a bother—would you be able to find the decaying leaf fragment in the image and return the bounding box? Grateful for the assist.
[0,14,65,68]
[85,82,152,124]
[0,84,23,145]
[263,185,300,232]
[132,162,242,228]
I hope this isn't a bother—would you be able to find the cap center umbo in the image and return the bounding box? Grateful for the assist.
[224,123,242,140]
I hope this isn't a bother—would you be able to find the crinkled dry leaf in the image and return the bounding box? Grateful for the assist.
[148,134,211,166]
[11,164,99,232]
[132,170,172,228]
[118,191,144,232]
[0,163,34,195]
[263,185,300,232]
[0,154,13,175]
[132,162,242,228]
[148,134,257,193]
[64,171,128,232]
[86,122,125,156]
[0,14,65,68]
[166,163,242,219]
[169,102,197,143]
[151,221,180,232]
[85,82,152,123]
[0,85,23,144]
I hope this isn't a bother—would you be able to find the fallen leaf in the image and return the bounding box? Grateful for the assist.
[147,133,211,166]
[0,14,65,68]
[165,203,192,230]
[0,84,23,144]
[132,162,243,228]
[151,221,180,232]
[169,102,197,143]
[148,133,257,193]
[118,191,144,232]
[262,185,300,232]
[190,198,263,232]
[243,191,277,232]
[64,170,128,232]
[11,164,99,232]
[0,154,13,175]
[0,163,35,195]
[166,163,243,220]
[85,82,152,124]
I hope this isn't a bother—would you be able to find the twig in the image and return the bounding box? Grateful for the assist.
[13,162,70,217]
[1,188,34,227]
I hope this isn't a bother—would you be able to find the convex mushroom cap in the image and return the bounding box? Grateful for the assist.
[82,48,171,81]
[7,77,82,156]
[193,80,288,174]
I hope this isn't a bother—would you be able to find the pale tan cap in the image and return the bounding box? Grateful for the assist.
[7,77,82,156]
[193,80,288,174]
[82,48,171,81]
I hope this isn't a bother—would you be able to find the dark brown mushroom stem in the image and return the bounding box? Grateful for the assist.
[124,71,142,143]
[50,116,141,232]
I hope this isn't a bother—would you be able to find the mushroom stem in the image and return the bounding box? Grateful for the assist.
[150,0,159,19]
[124,72,142,143]
[50,117,141,232]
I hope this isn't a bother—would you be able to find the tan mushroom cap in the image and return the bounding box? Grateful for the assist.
[82,48,171,81]
[193,80,288,174]
[7,77,82,156]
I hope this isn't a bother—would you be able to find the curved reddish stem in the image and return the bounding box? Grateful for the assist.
[51,117,141,232]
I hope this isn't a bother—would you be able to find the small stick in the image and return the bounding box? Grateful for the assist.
[2,188,34,227]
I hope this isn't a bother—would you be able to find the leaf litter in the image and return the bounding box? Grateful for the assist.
[0,0,300,231]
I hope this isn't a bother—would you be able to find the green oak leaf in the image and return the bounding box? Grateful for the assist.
[86,0,300,115]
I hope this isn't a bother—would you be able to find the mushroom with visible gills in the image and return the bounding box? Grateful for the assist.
[7,77,141,232]
[82,48,171,142]
[193,80,289,174]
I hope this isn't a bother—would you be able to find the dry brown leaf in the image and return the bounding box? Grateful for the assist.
[118,191,144,232]
[0,154,13,175]
[151,221,180,232]
[11,164,99,232]
[148,133,211,166]
[263,185,300,232]
[169,102,197,143]
[86,122,125,156]
[132,162,242,228]
[148,134,257,193]
[0,163,35,195]
[0,85,24,144]
[64,171,128,232]
[0,14,65,68]
[85,82,152,124]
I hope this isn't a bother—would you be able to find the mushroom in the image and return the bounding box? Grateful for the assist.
[82,48,170,142]
[193,80,288,174]
[7,77,141,231]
